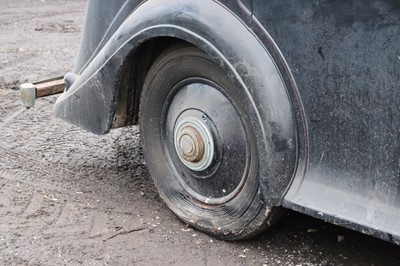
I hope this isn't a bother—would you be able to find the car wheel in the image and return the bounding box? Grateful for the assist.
[139,44,282,240]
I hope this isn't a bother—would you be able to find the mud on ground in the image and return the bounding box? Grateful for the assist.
[0,0,399,265]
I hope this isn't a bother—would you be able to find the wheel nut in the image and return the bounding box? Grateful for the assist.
[180,135,194,156]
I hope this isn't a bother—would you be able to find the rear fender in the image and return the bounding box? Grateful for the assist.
[53,0,297,204]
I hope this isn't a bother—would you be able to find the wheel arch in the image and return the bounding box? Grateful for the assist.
[53,0,299,204]
[112,37,188,128]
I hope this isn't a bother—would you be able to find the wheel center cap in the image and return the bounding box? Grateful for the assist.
[178,126,205,162]
[174,117,214,171]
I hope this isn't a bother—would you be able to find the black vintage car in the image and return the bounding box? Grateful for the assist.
[48,0,400,242]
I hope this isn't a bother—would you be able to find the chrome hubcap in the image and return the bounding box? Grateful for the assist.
[174,117,214,171]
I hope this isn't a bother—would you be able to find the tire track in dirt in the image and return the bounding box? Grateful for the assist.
[0,163,149,263]
[0,146,81,189]
[0,92,85,192]
[0,126,149,243]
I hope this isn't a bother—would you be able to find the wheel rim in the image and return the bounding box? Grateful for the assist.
[162,78,250,205]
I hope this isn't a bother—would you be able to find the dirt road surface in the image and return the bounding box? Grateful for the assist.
[1,0,399,265]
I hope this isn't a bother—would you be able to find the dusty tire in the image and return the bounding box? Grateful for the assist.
[140,45,282,240]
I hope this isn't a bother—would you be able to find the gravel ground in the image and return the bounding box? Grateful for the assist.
[0,0,399,265]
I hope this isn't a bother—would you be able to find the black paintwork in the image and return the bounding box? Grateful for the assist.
[252,0,400,244]
[53,0,400,244]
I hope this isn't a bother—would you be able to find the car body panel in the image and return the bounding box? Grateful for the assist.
[252,0,400,244]
[53,0,400,244]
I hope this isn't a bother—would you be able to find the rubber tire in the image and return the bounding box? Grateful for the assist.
[139,45,282,240]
